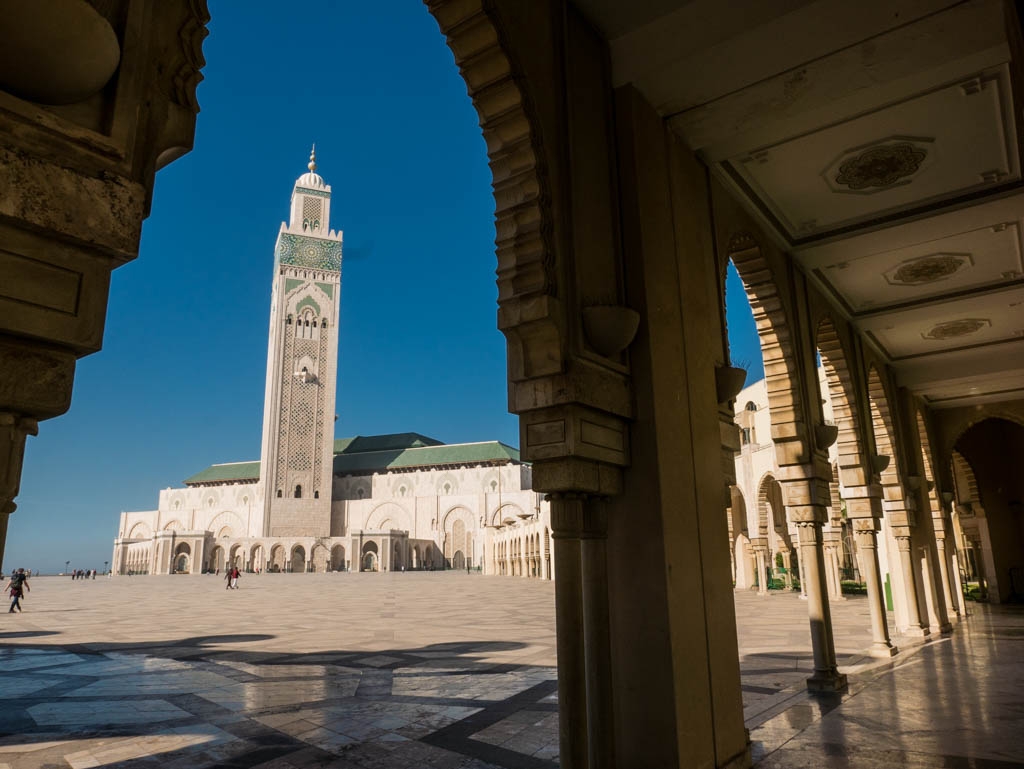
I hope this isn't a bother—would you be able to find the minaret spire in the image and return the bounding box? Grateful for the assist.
[308,144,317,172]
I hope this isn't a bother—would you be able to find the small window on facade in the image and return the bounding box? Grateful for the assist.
[490,481,498,492]
[277,489,283,498]
[314,490,319,499]
[443,483,451,494]
[741,428,751,445]
[295,484,302,498]
[745,401,758,412]
[357,488,365,498]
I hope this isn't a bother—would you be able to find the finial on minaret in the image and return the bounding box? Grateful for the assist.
[308,144,317,172]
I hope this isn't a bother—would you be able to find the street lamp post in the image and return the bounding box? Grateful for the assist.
[65,560,70,576]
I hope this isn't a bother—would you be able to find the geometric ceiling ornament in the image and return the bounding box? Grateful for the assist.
[824,136,934,195]
[884,253,973,286]
[921,318,991,340]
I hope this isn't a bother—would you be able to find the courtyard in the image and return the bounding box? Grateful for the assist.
[0,574,1022,768]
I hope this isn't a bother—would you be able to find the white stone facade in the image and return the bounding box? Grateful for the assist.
[112,156,551,579]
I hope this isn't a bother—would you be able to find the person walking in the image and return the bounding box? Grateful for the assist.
[6,568,29,613]
[225,565,240,590]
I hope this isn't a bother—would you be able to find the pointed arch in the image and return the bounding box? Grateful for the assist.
[816,316,867,475]
[127,522,153,540]
[728,235,809,460]
[727,485,748,541]
[866,366,902,490]
[366,502,412,532]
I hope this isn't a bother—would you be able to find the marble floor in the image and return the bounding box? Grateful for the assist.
[0,573,1020,768]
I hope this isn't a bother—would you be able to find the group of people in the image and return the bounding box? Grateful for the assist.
[225,566,241,589]
[71,569,98,580]
[5,568,29,613]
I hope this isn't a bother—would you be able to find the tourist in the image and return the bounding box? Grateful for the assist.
[6,568,29,613]
[225,565,240,590]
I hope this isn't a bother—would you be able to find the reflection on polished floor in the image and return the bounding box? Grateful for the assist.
[0,574,1020,768]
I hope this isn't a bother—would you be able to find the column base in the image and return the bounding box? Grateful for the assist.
[901,626,930,638]
[869,642,899,658]
[806,670,848,692]
[938,622,953,634]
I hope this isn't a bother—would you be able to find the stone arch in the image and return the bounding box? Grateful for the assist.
[951,449,981,507]
[311,543,329,572]
[163,520,184,532]
[366,501,412,532]
[291,544,307,573]
[425,1,562,383]
[207,511,245,538]
[727,235,809,461]
[491,502,525,526]
[755,473,775,537]
[269,543,286,572]
[250,543,264,571]
[866,366,903,493]
[916,411,944,516]
[727,486,748,541]
[127,521,152,540]
[816,316,867,475]
[209,545,225,572]
[331,544,346,571]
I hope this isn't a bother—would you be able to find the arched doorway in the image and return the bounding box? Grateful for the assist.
[269,544,285,572]
[953,417,1024,603]
[250,544,264,572]
[173,542,191,574]
[209,545,225,573]
[393,542,403,571]
[291,545,306,573]
[330,544,346,571]
[412,545,420,569]
[362,541,379,572]
[452,550,466,570]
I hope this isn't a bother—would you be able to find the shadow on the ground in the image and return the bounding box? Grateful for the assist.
[0,633,556,769]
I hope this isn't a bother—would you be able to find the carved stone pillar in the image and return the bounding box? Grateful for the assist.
[895,534,929,636]
[853,521,898,657]
[933,527,960,620]
[751,538,769,595]
[795,545,808,598]
[781,550,793,589]
[796,521,848,691]
[822,531,843,600]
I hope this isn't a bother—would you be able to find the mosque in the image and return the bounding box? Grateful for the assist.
[111,154,552,579]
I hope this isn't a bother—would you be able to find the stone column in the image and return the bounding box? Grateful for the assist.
[933,529,960,620]
[781,550,793,589]
[822,533,843,600]
[853,522,898,657]
[752,541,769,595]
[895,534,929,636]
[549,494,589,768]
[580,501,613,768]
[795,545,808,598]
[796,521,847,691]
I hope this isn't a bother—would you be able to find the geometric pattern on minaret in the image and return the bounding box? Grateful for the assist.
[256,147,343,538]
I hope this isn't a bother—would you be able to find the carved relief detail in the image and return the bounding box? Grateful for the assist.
[835,142,927,190]
[885,253,972,286]
[922,318,991,340]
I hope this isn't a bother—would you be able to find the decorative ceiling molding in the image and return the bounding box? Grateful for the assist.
[824,137,933,196]
[884,253,972,287]
[922,318,991,341]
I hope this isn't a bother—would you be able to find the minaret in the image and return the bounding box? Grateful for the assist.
[256,147,343,539]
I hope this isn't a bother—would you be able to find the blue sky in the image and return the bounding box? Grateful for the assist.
[6,2,761,574]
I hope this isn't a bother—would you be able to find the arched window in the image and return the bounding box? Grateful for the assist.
[277,489,283,498]
[314,490,320,499]
[295,485,302,499]
[745,401,758,412]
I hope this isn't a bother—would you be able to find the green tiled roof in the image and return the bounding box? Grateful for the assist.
[184,461,260,485]
[183,433,504,486]
[333,441,520,475]
[333,433,443,454]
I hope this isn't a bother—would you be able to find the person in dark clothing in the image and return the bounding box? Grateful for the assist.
[6,569,29,613]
